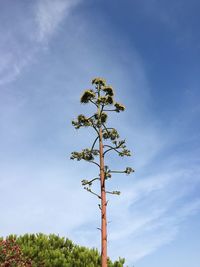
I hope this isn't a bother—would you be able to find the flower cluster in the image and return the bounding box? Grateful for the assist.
[80,90,96,103]
[124,167,134,174]
[92,77,106,86]
[109,139,131,157]
[81,179,90,186]
[104,166,112,179]
[72,112,109,130]
[79,78,126,117]
[114,102,125,112]
[94,112,108,124]
[102,86,114,96]
[72,114,92,129]
[118,148,131,157]
[103,128,119,140]
[112,191,121,195]
[71,77,134,203]
[96,95,114,105]
[71,149,99,161]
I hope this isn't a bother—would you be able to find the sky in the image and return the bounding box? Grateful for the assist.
[0,0,200,266]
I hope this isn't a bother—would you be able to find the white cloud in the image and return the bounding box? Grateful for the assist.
[0,3,199,266]
[0,0,80,85]
[0,49,37,85]
[106,165,200,264]
[35,0,79,43]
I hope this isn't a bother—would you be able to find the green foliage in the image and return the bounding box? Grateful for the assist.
[0,234,126,267]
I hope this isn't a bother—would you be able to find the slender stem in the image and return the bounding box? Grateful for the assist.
[88,114,95,120]
[102,126,118,135]
[89,99,98,107]
[83,177,100,185]
[84,187,101,199]
[98,85,108,267]
[103,145,121,156]
[87,160,100,168]
[102,123,110,136]
[103,127,115,130]
[103,148,113,156]
[105,141,125,150]
[110,170,125,174]
[103,142,124,156]
[91,120,100,136]
[100,104,105,116]
[103,109,116,112]
[104,145,114,149]
[106,191,119,195]
[106,191,114,194]
[91,136,99,151]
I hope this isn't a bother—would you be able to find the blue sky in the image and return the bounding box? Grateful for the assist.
[0,0,200,266]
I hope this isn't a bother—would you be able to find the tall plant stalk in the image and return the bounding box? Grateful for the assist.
[71,77,134,267]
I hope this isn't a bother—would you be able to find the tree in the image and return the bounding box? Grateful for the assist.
[1,234,126,267]
[71,77,134,267]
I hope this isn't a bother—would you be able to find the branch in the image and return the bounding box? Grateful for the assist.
[90,119,100,136]
[102,126,120,141]
[109,170,125,174]
[106,190,121,195]
[103,140,125,156]
[106,167,134,175]
[99,104,105,116]
[87,114,96,120]
[103,145,121,156]
[91,136,99,151]
[103,109,117,112]
[89,99,98,107]
[84,187,101,199]
[102,123,110,135]
[88,160,100,168]
[103,127,116,130]
[81,177,100,186]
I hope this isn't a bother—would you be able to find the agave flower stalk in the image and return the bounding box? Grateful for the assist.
[70,77,134,267]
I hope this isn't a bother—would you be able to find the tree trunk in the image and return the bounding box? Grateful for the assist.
[99,126,107,267]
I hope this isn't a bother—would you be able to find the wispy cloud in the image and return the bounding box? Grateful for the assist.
[0,0,80,85]
[0,48,37,85]
[35,0,80,43]
[0,2,199,266]
[106,163,200,264]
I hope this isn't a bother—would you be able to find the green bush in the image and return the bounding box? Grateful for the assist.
[0,234,126,267]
